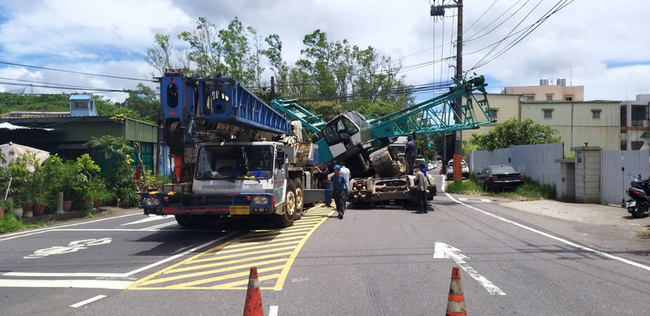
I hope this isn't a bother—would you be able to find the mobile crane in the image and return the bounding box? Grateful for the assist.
[141,70,327,228]
[271,74,494,204]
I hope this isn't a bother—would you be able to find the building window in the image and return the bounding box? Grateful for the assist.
[543,109,553,119]
[592,109,601,119]
[631,105,648,126]
[632,141,644,150]
[546,93,553,101]
[522,95,534,102]
[621,106,627,126]
[565,96,573,101]
[642,132,650,139]
[621,141,628,150]
[490,109,498,120]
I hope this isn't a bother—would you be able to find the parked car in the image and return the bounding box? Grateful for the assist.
[446,159,470,180]
[476,165,524,191]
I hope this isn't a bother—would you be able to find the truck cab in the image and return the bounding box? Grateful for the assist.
[142,141,308,228]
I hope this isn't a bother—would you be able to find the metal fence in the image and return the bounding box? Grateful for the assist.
[601,150,650,205]
[468,143,564,195]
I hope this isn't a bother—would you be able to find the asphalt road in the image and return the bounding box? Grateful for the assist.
[1,194,650,315]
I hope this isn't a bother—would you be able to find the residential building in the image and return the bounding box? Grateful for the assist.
[620,94,650,150]
[504,79,584,102]
[462,94,522,141]
[521,100,621,156]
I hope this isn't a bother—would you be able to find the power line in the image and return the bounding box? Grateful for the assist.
[469,0,545,71]
[0,76,113,91]
[464,0,527,42]
[469,0,574,71]
[0,81,132,93]
[465,0,499,33]
[0,60,155,82]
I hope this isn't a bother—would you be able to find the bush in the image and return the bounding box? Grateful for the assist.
[0,214,24,234]
[505,177,557,200]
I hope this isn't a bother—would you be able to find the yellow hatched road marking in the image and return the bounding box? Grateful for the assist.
[168,251,294,274]
[140,258,290,286]
[192,240,300,263]
[168,266,284,288]
[129,206,335,290]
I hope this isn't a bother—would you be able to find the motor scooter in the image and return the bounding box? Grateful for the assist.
[626,174,650,218]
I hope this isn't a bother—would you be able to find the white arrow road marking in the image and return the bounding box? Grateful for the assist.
[24,238,112,259]
[269,305,279,316]
[434,242,506,296]
[70,295,107,308]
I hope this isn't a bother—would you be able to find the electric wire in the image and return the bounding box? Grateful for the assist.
[464,0,526,42]
[0,60,155,82]
[465,0,499,33]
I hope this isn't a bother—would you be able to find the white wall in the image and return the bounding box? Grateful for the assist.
[469,143,564,195]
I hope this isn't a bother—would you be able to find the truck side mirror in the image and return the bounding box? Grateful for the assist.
[276,150,285,167]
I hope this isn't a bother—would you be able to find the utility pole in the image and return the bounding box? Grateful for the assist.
[431,0,463,181]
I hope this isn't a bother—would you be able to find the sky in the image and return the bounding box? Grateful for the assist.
[0,0,649,103]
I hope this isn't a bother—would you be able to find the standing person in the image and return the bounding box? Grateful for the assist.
[415,163,429,214]
[331,165,348,219]
[406,135,417,175]
[314,163,331,207]
[339,162,351,206]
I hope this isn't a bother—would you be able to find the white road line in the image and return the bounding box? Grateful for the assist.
[434,242,505,295]
[269,305,279,316]
[480,199,491,202]
[2,233,236,281]
[3,272,125,278]
[122,232,236,277]
[120,216,169,226]
[70,295,107,308]
[445,193,650,272]
[458,198,468,201]
[0,279,131,289]
[141,221,178,231]
[52,229,157,232]
[0,212,142,242]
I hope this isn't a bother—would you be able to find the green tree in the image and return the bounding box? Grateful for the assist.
[178,17,223,77]
[262,34,288,92]
[145,34,174,77]
[469,118,561,151]
[219,17,254,85]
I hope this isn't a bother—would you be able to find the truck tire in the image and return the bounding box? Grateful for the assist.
[293,177,304,220]
[175,215,200,229]
[273,179,296,228]
[370,147,406,177]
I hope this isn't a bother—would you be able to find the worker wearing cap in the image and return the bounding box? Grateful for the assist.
[331,165,348,219]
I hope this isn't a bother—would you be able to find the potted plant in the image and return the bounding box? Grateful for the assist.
[88,179,111,208]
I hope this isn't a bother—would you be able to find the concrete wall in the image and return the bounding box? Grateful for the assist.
[504,85,584,101]
[462,94,522,140]
[522,101,621,156]
[469,143,564,195]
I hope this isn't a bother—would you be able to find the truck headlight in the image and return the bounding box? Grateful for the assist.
[253,196,269,205]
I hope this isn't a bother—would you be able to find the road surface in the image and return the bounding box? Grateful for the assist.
[1,194,649,315]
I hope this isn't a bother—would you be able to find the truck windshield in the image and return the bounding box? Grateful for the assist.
[196,145,273,180]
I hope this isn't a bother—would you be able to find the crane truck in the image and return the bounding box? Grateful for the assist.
[270,74,494,205]
[140,70,327,228]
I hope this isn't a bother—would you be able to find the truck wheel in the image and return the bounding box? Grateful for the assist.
[175,215,200,229]
[293,178,304,220]
[370,147,406,177]
[273,179,296,228]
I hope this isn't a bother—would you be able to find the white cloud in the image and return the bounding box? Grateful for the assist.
[0,0,649,101]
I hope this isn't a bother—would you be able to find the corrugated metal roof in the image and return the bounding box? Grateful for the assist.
[69,94,93,100]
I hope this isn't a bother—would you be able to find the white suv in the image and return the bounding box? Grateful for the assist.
[446,159,469,180]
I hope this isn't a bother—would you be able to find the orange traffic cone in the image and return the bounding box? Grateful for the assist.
[243,267,263,316]
[446,266,467,316]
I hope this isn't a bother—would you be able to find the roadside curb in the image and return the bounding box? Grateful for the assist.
[20,207,138,226]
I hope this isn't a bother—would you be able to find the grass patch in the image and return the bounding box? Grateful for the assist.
[638,230,650,239]
[446,181,482,194]
[0,215,38,234]
[446,176,556,201]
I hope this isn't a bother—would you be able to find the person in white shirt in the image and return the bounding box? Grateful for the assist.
[339,162,351,206]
